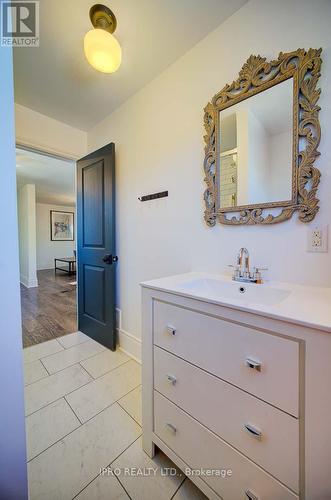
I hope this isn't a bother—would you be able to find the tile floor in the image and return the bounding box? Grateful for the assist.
[23,332,207,500]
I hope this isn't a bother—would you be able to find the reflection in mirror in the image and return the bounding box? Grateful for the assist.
[219,79,293,208]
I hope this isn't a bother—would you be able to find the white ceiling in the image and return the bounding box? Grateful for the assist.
[16,148,75,206]
[13,0,247,131]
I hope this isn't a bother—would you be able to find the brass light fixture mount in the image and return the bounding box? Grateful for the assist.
[84,2,121,73]
[89,4,117,34]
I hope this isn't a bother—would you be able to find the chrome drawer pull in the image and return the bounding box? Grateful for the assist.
[245,358,262,371]
[245,490,259,500]
[166,325,176,336]
[244,423,262,439]
[166,374,177,385]
[165,422,177,433]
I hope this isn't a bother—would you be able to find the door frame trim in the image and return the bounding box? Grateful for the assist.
[16,141,77,162]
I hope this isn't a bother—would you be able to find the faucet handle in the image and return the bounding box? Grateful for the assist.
[253,267,268,283]
[228,264,239,269]
[228,264,240,277]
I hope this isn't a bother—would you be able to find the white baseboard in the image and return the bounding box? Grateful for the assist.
[117,328,141,364]
[20,274,38,288]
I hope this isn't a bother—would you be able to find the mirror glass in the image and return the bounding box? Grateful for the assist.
[219,79,293,208]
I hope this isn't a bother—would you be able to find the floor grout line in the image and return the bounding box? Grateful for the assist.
[24,352,137,387]
[25,395,66,419]
[26,397,142,463]
[71,435,142,500]
[37,342,107,369]
[113,436,185,500]
[56,333,90,350]
[24,359,140,418]
[58,339,91,350]
[70,381,142,426]
[64,359,139,401]
[117,386,142,427]
[27,398,142,466]
[24,369,94,418]
[22,331,80,353]
[64,395,85,426]
[24,334,138,378]
[117,402,142,428]
[39,357,51,376]
[170,477,187,499]
[26,398,82,463]
[27,347,106,378]
[24,336,94,356]
[24,372,49,388]
[114,475,134,500]
[54,337,66,348]
[25,348,145,497]
[78,357,132,380]
[23,343,65,364]
[77,361,96,380]
[103,435,142,481]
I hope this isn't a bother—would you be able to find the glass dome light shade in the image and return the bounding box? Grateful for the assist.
[84,28,121,74]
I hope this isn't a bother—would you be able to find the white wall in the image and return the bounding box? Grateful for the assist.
[269,129,293,201]
[36,203,76,270]
[87,0,331,353]
[0,44,28,499]
[15,103,87,159]
[220,113,237,153]
[236,109,249,205]
[17,183,38,287]
[247,110,269,203]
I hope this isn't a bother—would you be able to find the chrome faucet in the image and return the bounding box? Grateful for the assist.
[237,247,250,279]
[228,248,267,284]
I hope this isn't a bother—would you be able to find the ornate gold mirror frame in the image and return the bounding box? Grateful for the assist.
[203,48,322,226]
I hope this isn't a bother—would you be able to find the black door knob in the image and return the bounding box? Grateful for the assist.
[103,254,118,264]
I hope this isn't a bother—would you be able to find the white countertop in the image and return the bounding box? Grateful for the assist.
[141,272,331,333]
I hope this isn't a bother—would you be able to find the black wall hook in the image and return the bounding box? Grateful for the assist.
[138,191,168,202]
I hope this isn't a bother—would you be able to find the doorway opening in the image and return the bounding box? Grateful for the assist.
[16,146,77,347]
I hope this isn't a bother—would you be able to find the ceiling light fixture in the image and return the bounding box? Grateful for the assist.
[84,4,121,74]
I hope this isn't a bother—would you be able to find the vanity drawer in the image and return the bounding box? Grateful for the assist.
[153,301,299,416]
[154,392,298,500]
[154,346,299,492]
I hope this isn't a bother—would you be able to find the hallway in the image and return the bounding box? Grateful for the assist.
[21,270,77,347]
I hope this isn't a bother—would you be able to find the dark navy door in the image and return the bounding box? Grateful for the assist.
[76,143,117,350]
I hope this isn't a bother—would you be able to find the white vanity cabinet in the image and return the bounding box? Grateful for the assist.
[141,275,331,500]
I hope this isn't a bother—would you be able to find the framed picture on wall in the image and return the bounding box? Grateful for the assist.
[50,211,74,241]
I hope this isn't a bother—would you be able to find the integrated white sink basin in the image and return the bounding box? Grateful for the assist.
[177,278,291,306]
[141,272,331,332]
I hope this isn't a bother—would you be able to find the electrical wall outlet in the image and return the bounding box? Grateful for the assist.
[307,225,328,252]
[115,308,122,330]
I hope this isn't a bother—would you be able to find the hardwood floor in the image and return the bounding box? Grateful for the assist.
[21,269,77,347]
